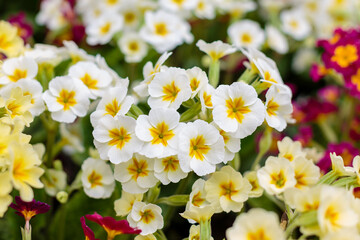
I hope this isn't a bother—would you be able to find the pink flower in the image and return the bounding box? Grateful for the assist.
[85,212,141,240]
[317,86,341,104]
[81,217,99,240]
[294,125,313,146]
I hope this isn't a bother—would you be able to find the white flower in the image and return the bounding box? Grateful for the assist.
[148,67,191,110]
[68,61,112,99]
[135,108,182,158]
[292,156,320,189]
[265,85,293,132]
[86,14,123,45]
[140,10,193,53]
[178,120,225,176]
[284,186,321,212]
[196,39,236,61]
[199,84,215,112]
[90,85,134,126]
[240,47,277,73]
[323,229,360,240]
[127,201,164,235]
[154,155,188,185]
[194,0,215,19]
[257,156,296,195]
[36,0,67,30]
[42,76,90,123]
[212,82,265,138]
[186,66,208,98]
[95,54,130,87]
[120,4,141,30]
[277,137,306,162]
[118,32,148,63]
[265,25,289,54]
[226,208,285,240]
[81,158,115,199]
[244,170,264,198]
[63,40,95,63]
[228,20,265,49]
[159,0,198,12]
[205,166,251,213]
[114,190,143,216]
[0,56,38,84]
[93,115,143,164]
[42,168,67,197]
[281,9,311,41]
[114,153,158,194]
[330,153,355,177]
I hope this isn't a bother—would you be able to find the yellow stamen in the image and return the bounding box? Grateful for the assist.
[162,81,180,103]
[189,135,210,161]
[88,170,103,188]
[127,158,149,181]
[56,89,77,111]
[108,128,131,149]
[149,122,175,146]
[226,97,251,123]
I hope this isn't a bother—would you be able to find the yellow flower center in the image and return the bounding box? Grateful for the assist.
[172,0,185,6]
[124,12,135,24]
[241,33,252,44]
[270,170,286,188]
[162,156,179,172]
[149,121,175,146]
[23,92,35,104]
[128,41,139,52]
[289,20,299,29]
[80,73,98,90]
[108,128,131,149]
[295,172,307,188]
[107,0,118,5]
[351,69,360,91]
[331,44,358,68]
[219,130,229,144]
[87,170,103,188]
[192,191,205,207]
[6,100,22,117]
[208,51,222,61]
[190,78,200,92]
[100,22,111,35]
[226,97,251,123]
[189,135,210,161]
[247,228,270,240]
[197,1,205,10]
[154,23,168,36]
[127,158,149,181]
[140,209,155,224]
[266,98,279,116]
[324,205,339,226]
[9,69,27,82]
[203,92,212,107]
[220,181,239,200]
[282,153,294,161]
[162,81,180,103]
[57,89,77,111]
[104,99,121,117]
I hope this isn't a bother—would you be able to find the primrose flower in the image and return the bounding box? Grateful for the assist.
[127,201,163,235]
[178,120,225,176]
[8,12,33,43]
[41,168,67,197]
[86,212,141,239]
[265,25,289,54]
[93,115,143,164]
[212,82,265,138]
[135,108,181,158]
[265,85,293,132]
[228,19,265,49]
[120,4,141,30]
[63,40,95,64]
[0,172,12,217]
[186,66,208,98]
[0,20,24,57]
[118,32,148,63]
[244,171,264,198]
[284,186,321,212]
[140,10,193,53]
[281,9,311,40]
[189,225,214,240]
[81,216,99,240]
[196,40,236,61]
[194,0,215,19]
[292,156,320,189]
[114,191,143,217]
[68,61,112,99]
[90,84,134,126]
[43,76,90,123]
[0,56,38,84]
[154,155,188,185]
[329,153,355,177]
[81,158,115,199]
[160,0,198,12]
[86,14,123,45]
[148,67,191,110]
[226,208,285,240]
[10,196,50,230]
[199,84,215,113]
[257,156,296,195]
[205,166,251,213]
[277,137,306,162]
[114,153,158,194]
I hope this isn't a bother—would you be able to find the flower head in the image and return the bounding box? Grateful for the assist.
[10,196,50,222]
[196,39,236,61]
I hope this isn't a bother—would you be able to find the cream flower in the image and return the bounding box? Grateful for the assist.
[265,85,293,132]
[86,14,123,45]
[0,20,24,57]
[189,225,214,240]
[114,153,158,194]
[118,32,148,63]
[205,166,251,213]
[90,84,134,126]
[114,190,143,217]
[228,20,265,49]
[139,10,193,53]
[154,155,188,185]
[196,40,236,61]
[93,115,143,164]
[226,208,285,240]
[277,137,306,162]
[0,171,12,217]
[292,156,320,189]
[41,168,67,197]
[81,158,115,199]
[148,67,191,110]
[127,201,163,235]
[330,153,355,177]
[323,229,360,240]
[178,120,225,176]
[212,82,265,138]
[0,56,38,84]
[281,9,311,40]
[135,108,181,158]
[284,186,321,212]
[68,61,112,99]
[257,156,296,195]
[42,76,90,123]
[244,170,264,198]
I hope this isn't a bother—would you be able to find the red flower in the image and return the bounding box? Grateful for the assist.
[81,217,99,240]
[85,212,141,240]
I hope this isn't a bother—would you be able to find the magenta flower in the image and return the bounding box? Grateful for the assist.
[10,196,50,230]
[317,142,359,173]
[85,212,141,240]
[317,86,341,104]
[310,64,329,82]
[294,126,313,146]
[81,216,99,240]
[8,12,33,43]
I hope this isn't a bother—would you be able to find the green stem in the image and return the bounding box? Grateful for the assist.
[229,152,240,171]
[209,60,220,87]
[58,205,67,240]
[251,152,265,171]
[200,219,211,240]
[40,112,59,167]
[317,170,337,185]
[264,192,285,211]
[318,120,337,143]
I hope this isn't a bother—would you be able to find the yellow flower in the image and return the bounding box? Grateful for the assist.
[0,21,24,57]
